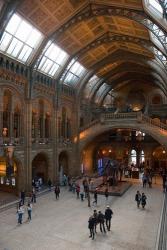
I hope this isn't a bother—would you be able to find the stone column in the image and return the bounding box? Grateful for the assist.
[52,107,58,184]
[24,100,32,192]
[34,113,39,141]
[0,90,4,136]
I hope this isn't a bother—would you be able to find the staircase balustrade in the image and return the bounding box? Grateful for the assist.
[79,112,167,133]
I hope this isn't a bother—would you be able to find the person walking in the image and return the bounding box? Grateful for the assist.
[92,189,98,206]
[76,184,80,199]
[48,179,52,191]
[141,193,147,209]
[20,190,25,205]
[27,203,32,221]
[31,187,36,203]
[98,211,106,233]
[104,188,109,201]
[88,216,95,240]
[93,209,98,233]
[135,191,141,208]
[105,205,113,231]
[17,204,24,224]
[54,185,60,199]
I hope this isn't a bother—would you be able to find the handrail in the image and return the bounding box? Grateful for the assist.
[79,112,167,133]
[156,193,167,250]
[141,114,167,131]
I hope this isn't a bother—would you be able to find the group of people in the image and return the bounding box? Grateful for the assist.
[135,191,147,208]
[88,206,114,240]
[17,201,32,224]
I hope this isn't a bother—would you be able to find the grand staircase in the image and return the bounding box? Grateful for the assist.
[78,112,167,147]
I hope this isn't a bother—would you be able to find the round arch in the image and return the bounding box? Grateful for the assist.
[58,151,69,176]
[32,152,50,184]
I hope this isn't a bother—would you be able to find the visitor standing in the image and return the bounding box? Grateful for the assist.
[54,185,60,199]
[141,193,147,209]
[17,204,24,224]
[48,179,52,191]
[98,211,106,233]
[20,190,25,205]
[104,188,109,201]
[31,187,36,203]
[105,205,113,231]
[135,191,141,208]
[88,216,95,240]
[93,209,98,233]
[27,203,32,221]
[92,189,98,206]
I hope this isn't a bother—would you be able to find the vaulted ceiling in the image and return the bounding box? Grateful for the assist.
[0,0,167,104]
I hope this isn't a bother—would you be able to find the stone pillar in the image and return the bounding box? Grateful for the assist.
[24,100,32,192]
[0,90,4,136]
[34,113,39,141]
[52,107,58,184]
[42,115,45,138]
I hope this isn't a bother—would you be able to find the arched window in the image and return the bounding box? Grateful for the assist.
[130,149,137,165]
[140,150,145,164]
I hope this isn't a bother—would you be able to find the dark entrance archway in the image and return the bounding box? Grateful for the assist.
[32,153,49,183]
[58,151,69,176]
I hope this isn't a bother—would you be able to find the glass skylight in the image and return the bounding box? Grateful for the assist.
[149,0,163,13]
[0,13,43,63]
[63,60,86,85]
[37,41,68,77]
[84,75,100,98]
[95,83,109,103]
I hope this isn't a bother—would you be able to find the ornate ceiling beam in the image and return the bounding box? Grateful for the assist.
[90,63,157,101]
[100,79,159,106]
[30,3,167,68]
[0,0,21,41]
[78,49,167,96]
[96,71,164,99]
[71,31,166,68]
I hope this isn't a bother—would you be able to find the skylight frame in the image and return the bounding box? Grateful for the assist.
[63,60,86,85]
[0,13,43,64]
[37,41,69,77]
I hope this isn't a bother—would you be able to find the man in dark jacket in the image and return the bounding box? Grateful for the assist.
[88,216,96,240]
[105,205,113,231]
[98,211,106,233]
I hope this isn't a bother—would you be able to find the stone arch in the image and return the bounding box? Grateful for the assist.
[58,151,69,176]
[0,153,24,195]
[78,123,167,160]
[31,152,51,183]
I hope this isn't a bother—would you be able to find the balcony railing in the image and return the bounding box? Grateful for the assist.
[0,137,24,146]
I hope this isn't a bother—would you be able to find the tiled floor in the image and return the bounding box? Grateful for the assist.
[0,182,164,250]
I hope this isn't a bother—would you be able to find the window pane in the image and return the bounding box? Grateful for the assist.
[48,63,60,76]
[6,14,21,34]
[18,45,32,61]
[26,29,42,47]
[37,41,69,76]
[15,20,32,42]
[7,38,19,54]
[0,13,43,63]
[0,32,12,51]
[10,40,23,57]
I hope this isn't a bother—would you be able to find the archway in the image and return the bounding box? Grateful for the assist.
[152,146,167,172]
[32,153,49,184]
[0,155,22,194]
[58,151,69,176]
